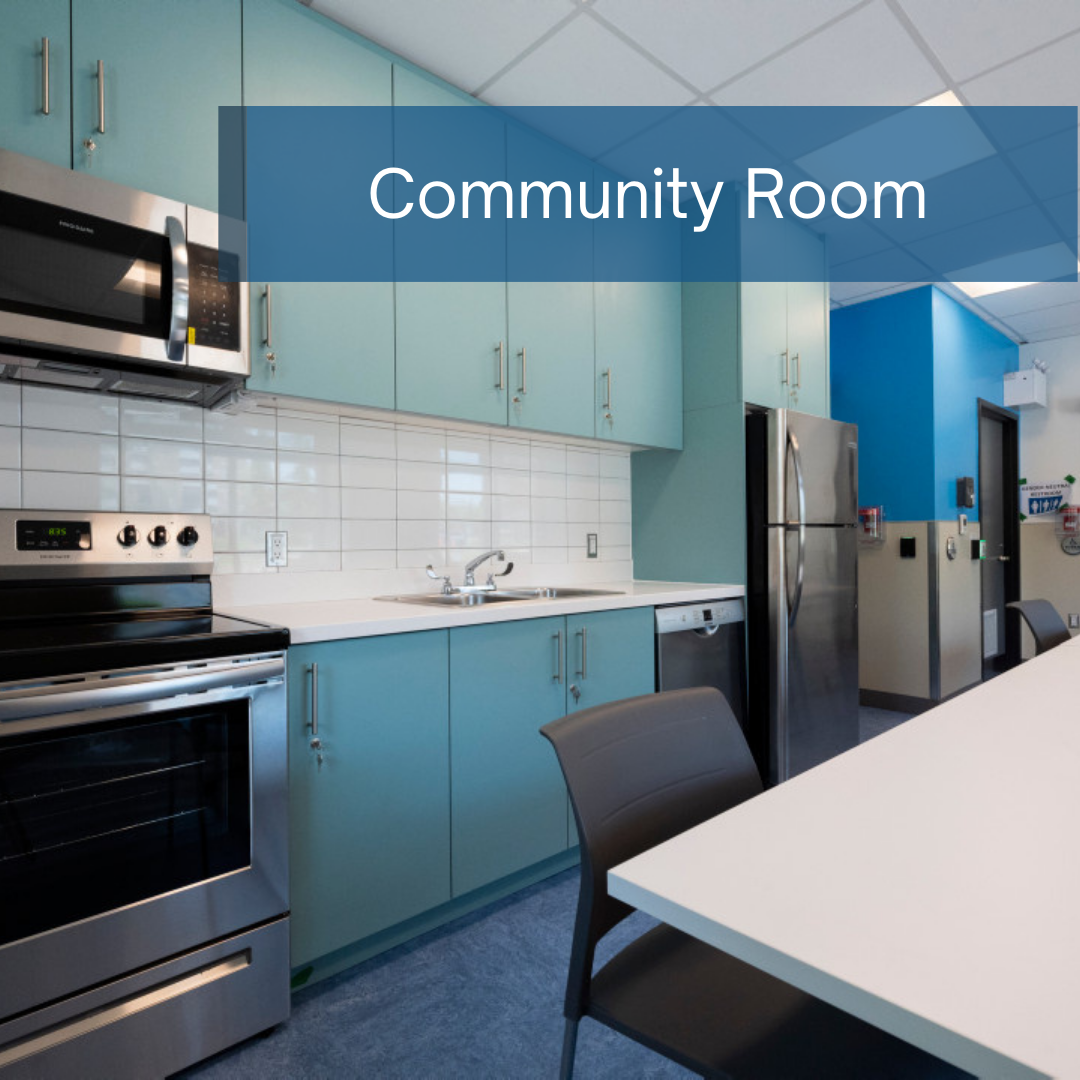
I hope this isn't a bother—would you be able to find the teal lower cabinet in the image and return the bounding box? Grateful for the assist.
[450,617,570,896]
[288,632,451,968]
[450,608,656,891]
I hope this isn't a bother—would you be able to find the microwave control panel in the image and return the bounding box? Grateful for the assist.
[188,243,240,352]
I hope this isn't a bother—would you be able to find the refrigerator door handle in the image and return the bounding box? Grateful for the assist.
[787,430,807,627]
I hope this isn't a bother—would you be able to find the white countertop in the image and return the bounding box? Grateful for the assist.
[221,580,743,644]
[609,635,1080,1079]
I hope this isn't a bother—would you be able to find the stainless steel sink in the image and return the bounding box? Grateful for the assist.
[375,586,624,608]
[375,592,531,607]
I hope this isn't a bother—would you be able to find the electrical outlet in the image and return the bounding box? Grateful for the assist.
[586,532,598,559]
[1069,614,1080,630]
[266,530,288,567]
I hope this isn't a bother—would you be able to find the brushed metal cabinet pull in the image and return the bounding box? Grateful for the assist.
[96,60,105,134]
[792,351,801,389]
[553,631,563,683]
[518,346,527,394]
[781,348,789,386]
[576,627,588,679]
[41,38,50,115]
[495,341,505,390]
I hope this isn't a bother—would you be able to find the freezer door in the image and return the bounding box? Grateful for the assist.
[768,524,859,782]
[767,409,858,526]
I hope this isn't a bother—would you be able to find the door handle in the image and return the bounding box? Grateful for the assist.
[997,555,1011,562]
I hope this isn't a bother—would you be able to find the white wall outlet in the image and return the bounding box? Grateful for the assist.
[1069,614,1080,630]
[586,532,598,559]
[266,530,288,567]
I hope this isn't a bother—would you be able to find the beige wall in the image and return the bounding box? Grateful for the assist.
[1018,337,1080,657]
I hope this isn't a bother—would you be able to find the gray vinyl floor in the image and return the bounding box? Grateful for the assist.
[179,708,915,1080]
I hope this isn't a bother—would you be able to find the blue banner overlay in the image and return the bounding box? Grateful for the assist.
[219,105,1077,283]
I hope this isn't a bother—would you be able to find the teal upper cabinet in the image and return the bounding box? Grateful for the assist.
[0,0,71,168]
[70,0,241,208]
[450,617,570,897]
[740,219,829,417]
[506,127,595,439]
[394,67,508,427]
[243,0,394,408]
[288,632,451,968]
[595,280,683,450]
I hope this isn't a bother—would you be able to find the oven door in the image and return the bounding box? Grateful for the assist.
[0,652,288,1021]
[0,147,188,367]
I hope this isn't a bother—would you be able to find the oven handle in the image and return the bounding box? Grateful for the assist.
[0,656,285,727]
[165,214,190,364]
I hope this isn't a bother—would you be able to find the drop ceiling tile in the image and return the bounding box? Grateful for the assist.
[976,280,1080,318]
[480,15,695,106]
[312,0,577,93]
[829,280,910,303]
[1010,319,1080,342]
[711,1,944,106]
[897,0,1080,83]
[1005,299,1080,336]
[590,0,861,92]
[960,33,1080,105]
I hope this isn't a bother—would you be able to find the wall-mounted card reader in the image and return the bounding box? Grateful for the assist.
[900,536,917,559]
[956,477,975,509]
[971,538,986,560]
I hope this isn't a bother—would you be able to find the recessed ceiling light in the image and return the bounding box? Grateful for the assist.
[952,260,1080,299]
[918,91,963,107]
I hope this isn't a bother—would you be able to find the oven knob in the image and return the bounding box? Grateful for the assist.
[117,524,140,547]
[177,525,199,547]
[148,525,169,547]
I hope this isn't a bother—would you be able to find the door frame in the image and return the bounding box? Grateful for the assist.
[977,399,1021,674]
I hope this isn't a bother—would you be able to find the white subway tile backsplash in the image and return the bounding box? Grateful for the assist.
[490,437,530,471]
[0,469,20,507]
[277,414,339,455]
[23,429,118,474]
[1,391,633,578]
[204,410,276,449]
[206,481,276,518]
[120,399,202,442]
[205,444,276,483]
[23,387,118,435]
[342,519,396,550]
[0,386,20,427]
[0,427,19,470]
[277,451,339,487]
[340,420,395,459]
[122,437,203,479]
[341,456,396,489]
[277,484,340,519]
[24,471,119,510]
[342,488,396,520]
[122,477,204,514]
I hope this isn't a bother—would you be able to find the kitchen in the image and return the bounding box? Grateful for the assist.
[0,1,1078,1077]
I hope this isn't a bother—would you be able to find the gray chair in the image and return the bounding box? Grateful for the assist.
[1007,599,1071,655]
[541,687,971,1080]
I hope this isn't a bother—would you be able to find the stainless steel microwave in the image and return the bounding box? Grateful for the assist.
[0,147,249,408]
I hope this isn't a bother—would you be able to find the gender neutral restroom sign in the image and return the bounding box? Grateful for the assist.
[1019,478,1073,518]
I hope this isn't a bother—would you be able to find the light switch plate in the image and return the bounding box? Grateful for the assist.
[266,530,288,567]
[586,532,598,559]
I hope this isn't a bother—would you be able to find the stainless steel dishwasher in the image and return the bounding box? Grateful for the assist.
[655,600,746,731]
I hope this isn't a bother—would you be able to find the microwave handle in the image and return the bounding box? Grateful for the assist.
[165,215,190,363]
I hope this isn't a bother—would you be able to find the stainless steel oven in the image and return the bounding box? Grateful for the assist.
[0,511,289,1079]
[0,147,249,409]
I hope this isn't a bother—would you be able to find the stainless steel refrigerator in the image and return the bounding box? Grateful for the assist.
[746,408,859,784]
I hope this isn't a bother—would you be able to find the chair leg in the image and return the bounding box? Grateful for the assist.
[559,1018,579,1080]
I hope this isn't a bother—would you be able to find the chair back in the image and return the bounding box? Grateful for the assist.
[541,687,762,1021]
[1006,599,1071,654]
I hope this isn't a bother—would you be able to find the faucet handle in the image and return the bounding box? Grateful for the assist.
[486,560,514,587]
[425,565,454,595]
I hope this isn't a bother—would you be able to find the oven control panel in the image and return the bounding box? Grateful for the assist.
[1,511,214,579]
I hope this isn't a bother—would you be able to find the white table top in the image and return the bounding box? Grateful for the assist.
[610,636,1080,1080]
[221,580,743,644]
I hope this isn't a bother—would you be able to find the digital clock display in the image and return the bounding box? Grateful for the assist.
[17,520,91,551]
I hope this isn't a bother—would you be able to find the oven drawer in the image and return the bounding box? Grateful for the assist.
[0,917,289,1079]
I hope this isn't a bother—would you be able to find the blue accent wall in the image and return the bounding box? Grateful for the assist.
[930,288,1018,519]
[830,288,936,521]
[830,286,1019,522]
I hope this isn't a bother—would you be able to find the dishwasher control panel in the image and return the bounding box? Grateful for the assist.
[655,599,744,634]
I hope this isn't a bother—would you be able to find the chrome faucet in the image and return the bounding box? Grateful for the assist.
[462,549,514,589]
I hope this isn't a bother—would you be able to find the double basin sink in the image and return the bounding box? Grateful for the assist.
[377,587,623,608]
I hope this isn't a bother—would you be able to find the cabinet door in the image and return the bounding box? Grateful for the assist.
[70,0,241,208]
[740,280,789,410]
[595,278,683,450]
[288,632,451,967]
[0,0,70,168]
[564,607,656,846]
[243,0,394,407]
[450,617,569,896]
[785,225,829,417]
[506,126,595,439]
[394,66,508,427]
